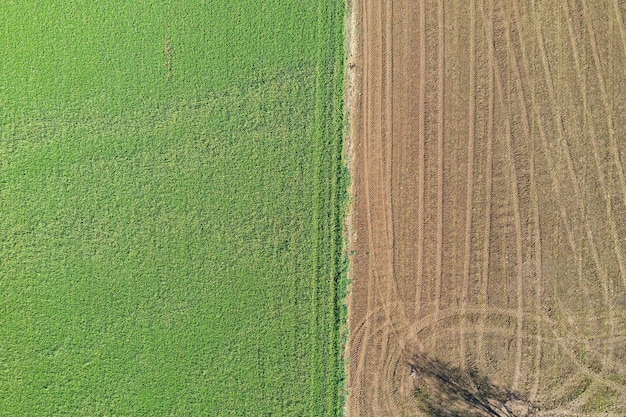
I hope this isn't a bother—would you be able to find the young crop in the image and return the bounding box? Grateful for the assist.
[0,1,347,416]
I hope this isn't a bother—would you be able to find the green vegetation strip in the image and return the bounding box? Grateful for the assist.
[0,1,346,416]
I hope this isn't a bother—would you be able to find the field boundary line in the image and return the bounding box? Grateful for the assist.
[311,0,349,413]
[352,0,375,412]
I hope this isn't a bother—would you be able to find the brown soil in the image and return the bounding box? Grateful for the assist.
[347,1,626,415]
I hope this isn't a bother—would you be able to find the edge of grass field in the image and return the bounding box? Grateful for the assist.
[310,0,349,415]
[342,0,360,415]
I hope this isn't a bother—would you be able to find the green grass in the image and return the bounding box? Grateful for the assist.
[0,1,347,415]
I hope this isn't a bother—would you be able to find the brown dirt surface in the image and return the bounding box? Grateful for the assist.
[347,0,626,415]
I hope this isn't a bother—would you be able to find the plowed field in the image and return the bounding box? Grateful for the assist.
[347,0,626,415]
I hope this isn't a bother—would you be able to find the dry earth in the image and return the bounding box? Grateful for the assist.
[347,0,626,415]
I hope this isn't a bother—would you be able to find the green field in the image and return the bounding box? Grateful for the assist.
[0,1,347,415]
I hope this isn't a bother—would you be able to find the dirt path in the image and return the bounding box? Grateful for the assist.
[347,1,626,415]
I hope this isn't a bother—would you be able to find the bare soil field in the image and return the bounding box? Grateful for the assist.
[347,0,626,415]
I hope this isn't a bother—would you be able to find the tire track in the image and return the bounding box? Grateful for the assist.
[509,1,594,317]
[392,0,416,322]
[375,0,393,410]
[529,107,543,398]
[477,0,495,373]
[378,0,400,314]
[484,1,526,391]
[351,0,377,412]
[379,0,412,333]
[613,0,626,60]
[499,4,563,400]
[570,379,599,410]
[581,0,626,208]
[528,0,614,366]
[547,373,594,410]
[409,304,626,385]
[519,0,624,397]
[490,0,616,404]
[612,0,626,202]
[566,0,626,271]
[411,305,609,340]
[531,0,616,369]
[518,4,544,399]
[539,411,626,417]
[527,0,604,352]
[351,310,406,416]
[548,376,593,410]
[551,333,626,398]
[433,0,444,352]
[350,0,412,414]
[377,0,408,414]
[350,301,419,349]
[571,0,626,290]
[494,0,621,399]
[520,4,582,255]
[460,0,476,369]
[414,0,426,321]
[510,9,608,402]
[379,329,404,416]
[361,0,391,376]
[560,304,597,364]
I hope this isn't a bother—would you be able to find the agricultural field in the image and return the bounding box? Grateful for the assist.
[0,1,347,416]
[348,0,626,416]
